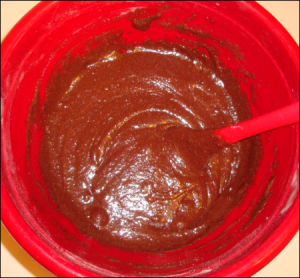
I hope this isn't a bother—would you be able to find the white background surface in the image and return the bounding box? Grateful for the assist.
[1,1,299,277]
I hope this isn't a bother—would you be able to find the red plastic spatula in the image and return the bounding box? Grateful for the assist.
[164,101,299,172]
[215,101,299,143]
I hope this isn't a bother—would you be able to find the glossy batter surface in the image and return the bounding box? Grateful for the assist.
[38,36,261,252]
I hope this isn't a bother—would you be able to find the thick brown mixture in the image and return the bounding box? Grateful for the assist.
[37,35,261,252]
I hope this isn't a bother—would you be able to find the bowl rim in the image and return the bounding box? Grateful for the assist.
[1,1,299,277]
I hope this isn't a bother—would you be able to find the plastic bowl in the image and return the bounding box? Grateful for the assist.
[1,1,299,277]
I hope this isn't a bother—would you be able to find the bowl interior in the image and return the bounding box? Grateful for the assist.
[1,1,299,277]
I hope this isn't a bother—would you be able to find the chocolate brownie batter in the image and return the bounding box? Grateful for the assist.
[37,34,261,252]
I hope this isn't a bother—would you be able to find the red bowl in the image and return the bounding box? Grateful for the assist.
[1,1,299,277]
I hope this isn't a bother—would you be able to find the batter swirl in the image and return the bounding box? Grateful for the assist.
[38,37,261,252]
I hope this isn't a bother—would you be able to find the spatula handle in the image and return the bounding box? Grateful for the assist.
[215,101,299,143]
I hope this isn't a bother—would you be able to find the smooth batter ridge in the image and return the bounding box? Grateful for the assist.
[35,34,261,252]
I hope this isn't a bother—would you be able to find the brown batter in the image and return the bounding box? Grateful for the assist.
[37,34,261,252]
